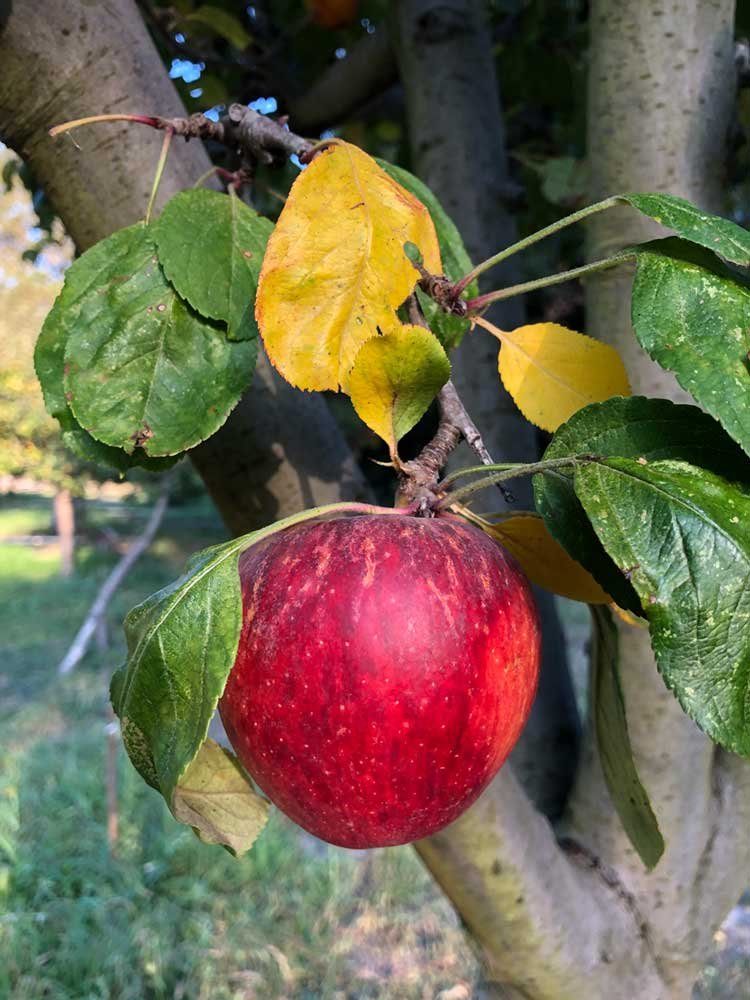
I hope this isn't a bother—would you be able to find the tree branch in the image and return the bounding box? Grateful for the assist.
[398,296,510,507]
[416,767,666,998]
[57,484,170,675]
[287,29,398,134]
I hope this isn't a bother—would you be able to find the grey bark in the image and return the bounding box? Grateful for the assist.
[0,0,371,537]
[391,0,579,819]
[565,2,750,996]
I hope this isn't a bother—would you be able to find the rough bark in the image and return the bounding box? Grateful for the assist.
[565,2,750,997]
[392,0,579,817]
[0,0,371,536]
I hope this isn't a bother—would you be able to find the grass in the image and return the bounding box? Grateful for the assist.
[0,495,476,1000]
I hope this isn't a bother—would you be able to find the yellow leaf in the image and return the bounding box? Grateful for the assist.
[256,142,442,392]
[171,739,269,856]
[485,512,611,604]
[610,604,648,628]
[349,324,450,460]
[475,317,631,432]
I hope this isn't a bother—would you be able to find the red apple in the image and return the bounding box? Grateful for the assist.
[219,511,540,848]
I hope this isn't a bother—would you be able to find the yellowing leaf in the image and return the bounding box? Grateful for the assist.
[487,512,612,604]
[171,739,270,856]
[256,142,442,392]
[475,317,631,432]
[349,324,450,460]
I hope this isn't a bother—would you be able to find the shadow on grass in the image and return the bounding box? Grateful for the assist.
[1,725,476,1000]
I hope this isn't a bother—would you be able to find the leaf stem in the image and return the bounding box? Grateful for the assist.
[145,127,174,224]
[437,457,594,508]
[453,196,622,294]
[192,166,222,188]
[465,253,633,315]
[49,113,162,137]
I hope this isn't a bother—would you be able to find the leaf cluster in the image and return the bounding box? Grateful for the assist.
[35,190,271,471]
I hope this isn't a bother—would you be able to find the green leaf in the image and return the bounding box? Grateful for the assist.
[171,739,269,856]
[112,536,245,795]
[185,5,252,49]
[348,324,450,458]
[623,193,750,266]
[154,189,273,341]
[575,458,750,757]
[111,502,373,851]
[377,159,477,350]
[590,605,665,870]
[34,237,179,474]
[62,223,256,456]
[535,395,750,614]
[630,238,750,455]
[61,414,178,474]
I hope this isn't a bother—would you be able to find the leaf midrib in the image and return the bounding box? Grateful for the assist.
[586,461,750,570]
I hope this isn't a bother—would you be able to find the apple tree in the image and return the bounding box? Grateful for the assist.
[2,1,749,996]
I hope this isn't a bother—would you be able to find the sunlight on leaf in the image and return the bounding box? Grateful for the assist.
[630,239,750,456]
[576,458,750,757]
[256,142,441,392]
[474,317,630,432]
[154,188,273,341]
[349,324,450,461]
[623,193,750,266]
[61,223,255,456]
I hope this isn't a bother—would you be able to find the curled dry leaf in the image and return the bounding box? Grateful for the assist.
[171,739,270,856]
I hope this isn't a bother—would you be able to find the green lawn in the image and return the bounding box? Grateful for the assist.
[0,494,747,999]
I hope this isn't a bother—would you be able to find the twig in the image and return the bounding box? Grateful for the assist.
[398,297,511,506]
[51,104,315,177]
[57,485,171,675]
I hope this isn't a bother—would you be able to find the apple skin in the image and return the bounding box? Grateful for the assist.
[219,511,540,849]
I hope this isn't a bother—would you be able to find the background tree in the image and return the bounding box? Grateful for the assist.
[1,1,749,997]
[0,152,80,574]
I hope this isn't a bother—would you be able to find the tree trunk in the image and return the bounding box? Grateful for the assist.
[392,0,579,821]
[395,1,750,998]
[53,488,75,577]
[565,2,750,996]
[0,0,371,537]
